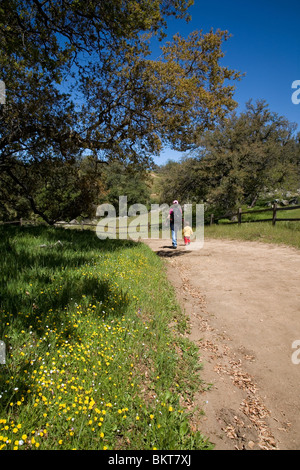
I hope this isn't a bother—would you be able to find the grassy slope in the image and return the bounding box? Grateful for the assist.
[0,226,212,450]
[205,221,300,250]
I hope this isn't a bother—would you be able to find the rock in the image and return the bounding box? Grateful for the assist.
[273,199,289,206]
[39,240,63,248]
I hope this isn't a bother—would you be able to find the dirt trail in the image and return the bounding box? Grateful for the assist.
[144,238,300,450]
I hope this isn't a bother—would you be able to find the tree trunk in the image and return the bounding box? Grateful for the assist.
[5,168,54,225]
[250,195,258,208]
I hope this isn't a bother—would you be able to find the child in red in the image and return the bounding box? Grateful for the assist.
[183,221,193,246]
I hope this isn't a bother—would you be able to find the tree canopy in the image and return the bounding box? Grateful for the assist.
[158,100,300,214]
[0,0,242,222]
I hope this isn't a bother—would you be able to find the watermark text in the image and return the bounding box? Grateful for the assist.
[96,197,204,250]
[0,81,5,105]
[291,80,300,104]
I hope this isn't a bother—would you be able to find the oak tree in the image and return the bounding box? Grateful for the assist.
[0,0,241,222]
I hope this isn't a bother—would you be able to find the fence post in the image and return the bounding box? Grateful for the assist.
[210,214,214,226]
[20,218,23,226]
[272,203,277,226]
[238,208,242,225]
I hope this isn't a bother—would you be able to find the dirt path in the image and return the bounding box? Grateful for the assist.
[143,238,300,450]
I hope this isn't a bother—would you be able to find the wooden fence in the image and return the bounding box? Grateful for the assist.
[210,204,300,226]
[2,204,300,229]
[0,218,37,226]
[0,218,158,232]
[54,220,161,233]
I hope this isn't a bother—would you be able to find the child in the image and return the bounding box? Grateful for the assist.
[183,221,193,246]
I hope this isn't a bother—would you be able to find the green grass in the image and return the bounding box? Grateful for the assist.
[241,207,300,223]
[205,220,300,250]
[0,226,212,450]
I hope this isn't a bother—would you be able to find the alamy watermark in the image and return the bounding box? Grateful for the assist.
[0,341,5,364]
[291,80,300,105]
[0,80,5,105]
[291,340,300,365]
[95,197,204,250]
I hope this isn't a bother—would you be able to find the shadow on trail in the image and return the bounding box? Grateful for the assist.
[154,246,192,258]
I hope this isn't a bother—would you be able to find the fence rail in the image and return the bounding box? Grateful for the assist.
[54,220,161,233]
[210,204,300,226]
[0,218,161,233]
[2,204,300,229]
[0,218,37,226]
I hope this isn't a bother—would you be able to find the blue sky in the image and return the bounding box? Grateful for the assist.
[155,0,300,165]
